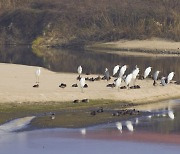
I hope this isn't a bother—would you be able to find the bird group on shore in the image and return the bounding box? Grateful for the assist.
[75,64,176,92]
[32,65,176,93]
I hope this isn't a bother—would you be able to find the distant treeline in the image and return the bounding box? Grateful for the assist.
[0,0,179,47]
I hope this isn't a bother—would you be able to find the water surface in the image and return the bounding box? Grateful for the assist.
[0,99,180,154]
[0,45,179,80]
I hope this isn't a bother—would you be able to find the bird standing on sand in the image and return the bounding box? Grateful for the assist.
[80,77,85,92]
[153,71,160,86]
[113,65,120,76]
[119,65,127,78]
[105,68,110,81]
[132,67,139,85]
[115,77,122,91]
[144,67,152,79]
[167,72,175,83]
[35,67,41,84]
[125,73,133,88]
[77,66,82,79]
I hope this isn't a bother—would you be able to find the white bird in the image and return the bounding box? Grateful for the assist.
[77,66,82,75]
[153,71,160,86]
[148,115,152,119]
[116,122,122,133]
[80,77,85,92]
[132,67,139,85]
[167,72,175,83]
[125,73,133,88]
[119,65,127,78]
[35,67,41,84]
[80,128,86,135]
[168,110,175,120]
[144,67,152,79]
[115,77,122,91]
[135,118,139,125]
[125,121,134,132]
[113,65,120,76]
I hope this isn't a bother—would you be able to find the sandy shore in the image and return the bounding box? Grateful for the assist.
[89,38,180,57]
[0,63,180,104]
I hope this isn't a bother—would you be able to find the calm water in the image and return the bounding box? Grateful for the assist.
[0,99,180,153]
[0,45,179,80]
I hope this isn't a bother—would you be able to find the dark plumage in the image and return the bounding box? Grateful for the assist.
[82,99,89,103]
[97,107,103,113]
[59,83,66,88]
[72,83,78,87]
[106,83,115,88]
[90,111,96,116]
[73,99,80,103]
[84,84,88,88]
[33,84,39,88]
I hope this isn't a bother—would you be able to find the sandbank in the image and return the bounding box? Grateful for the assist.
[0,63,180,104]
[89,38,180,57]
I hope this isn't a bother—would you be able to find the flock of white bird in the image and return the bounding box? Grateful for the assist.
[34,65,175,92]
[77,64,175,92]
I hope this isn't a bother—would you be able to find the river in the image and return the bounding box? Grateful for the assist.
[0,45,179,80]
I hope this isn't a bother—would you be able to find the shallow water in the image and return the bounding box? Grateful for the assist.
[0,99,180,153]
[0,46,179,80]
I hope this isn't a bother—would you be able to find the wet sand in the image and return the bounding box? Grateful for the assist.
[0,63,180,104]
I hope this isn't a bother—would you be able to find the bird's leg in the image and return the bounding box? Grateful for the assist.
[81,88,84,93]
[118,87,120,92]
[153,80,157,86]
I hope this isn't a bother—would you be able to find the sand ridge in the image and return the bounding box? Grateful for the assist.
[0,63,180,104]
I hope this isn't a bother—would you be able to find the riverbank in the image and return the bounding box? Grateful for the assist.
[88,38,180,57]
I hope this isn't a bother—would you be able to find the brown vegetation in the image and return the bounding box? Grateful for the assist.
[0,0,179,47]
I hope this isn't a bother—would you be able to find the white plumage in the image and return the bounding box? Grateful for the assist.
[115,77,122,90]
[132,67,139,85]
[35,67,41,83]
[119,65,127,78]
[132,67,139,80]
[168,110,175,120]
[113,65,120,76]
[116,122,122,133]
[125,121,134,132]
[144,67,152,79]
[80,77,85,92]
[77,66,82,75]
[125,73,133,87]
[167,72,174,83]
[80,128,86,135]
